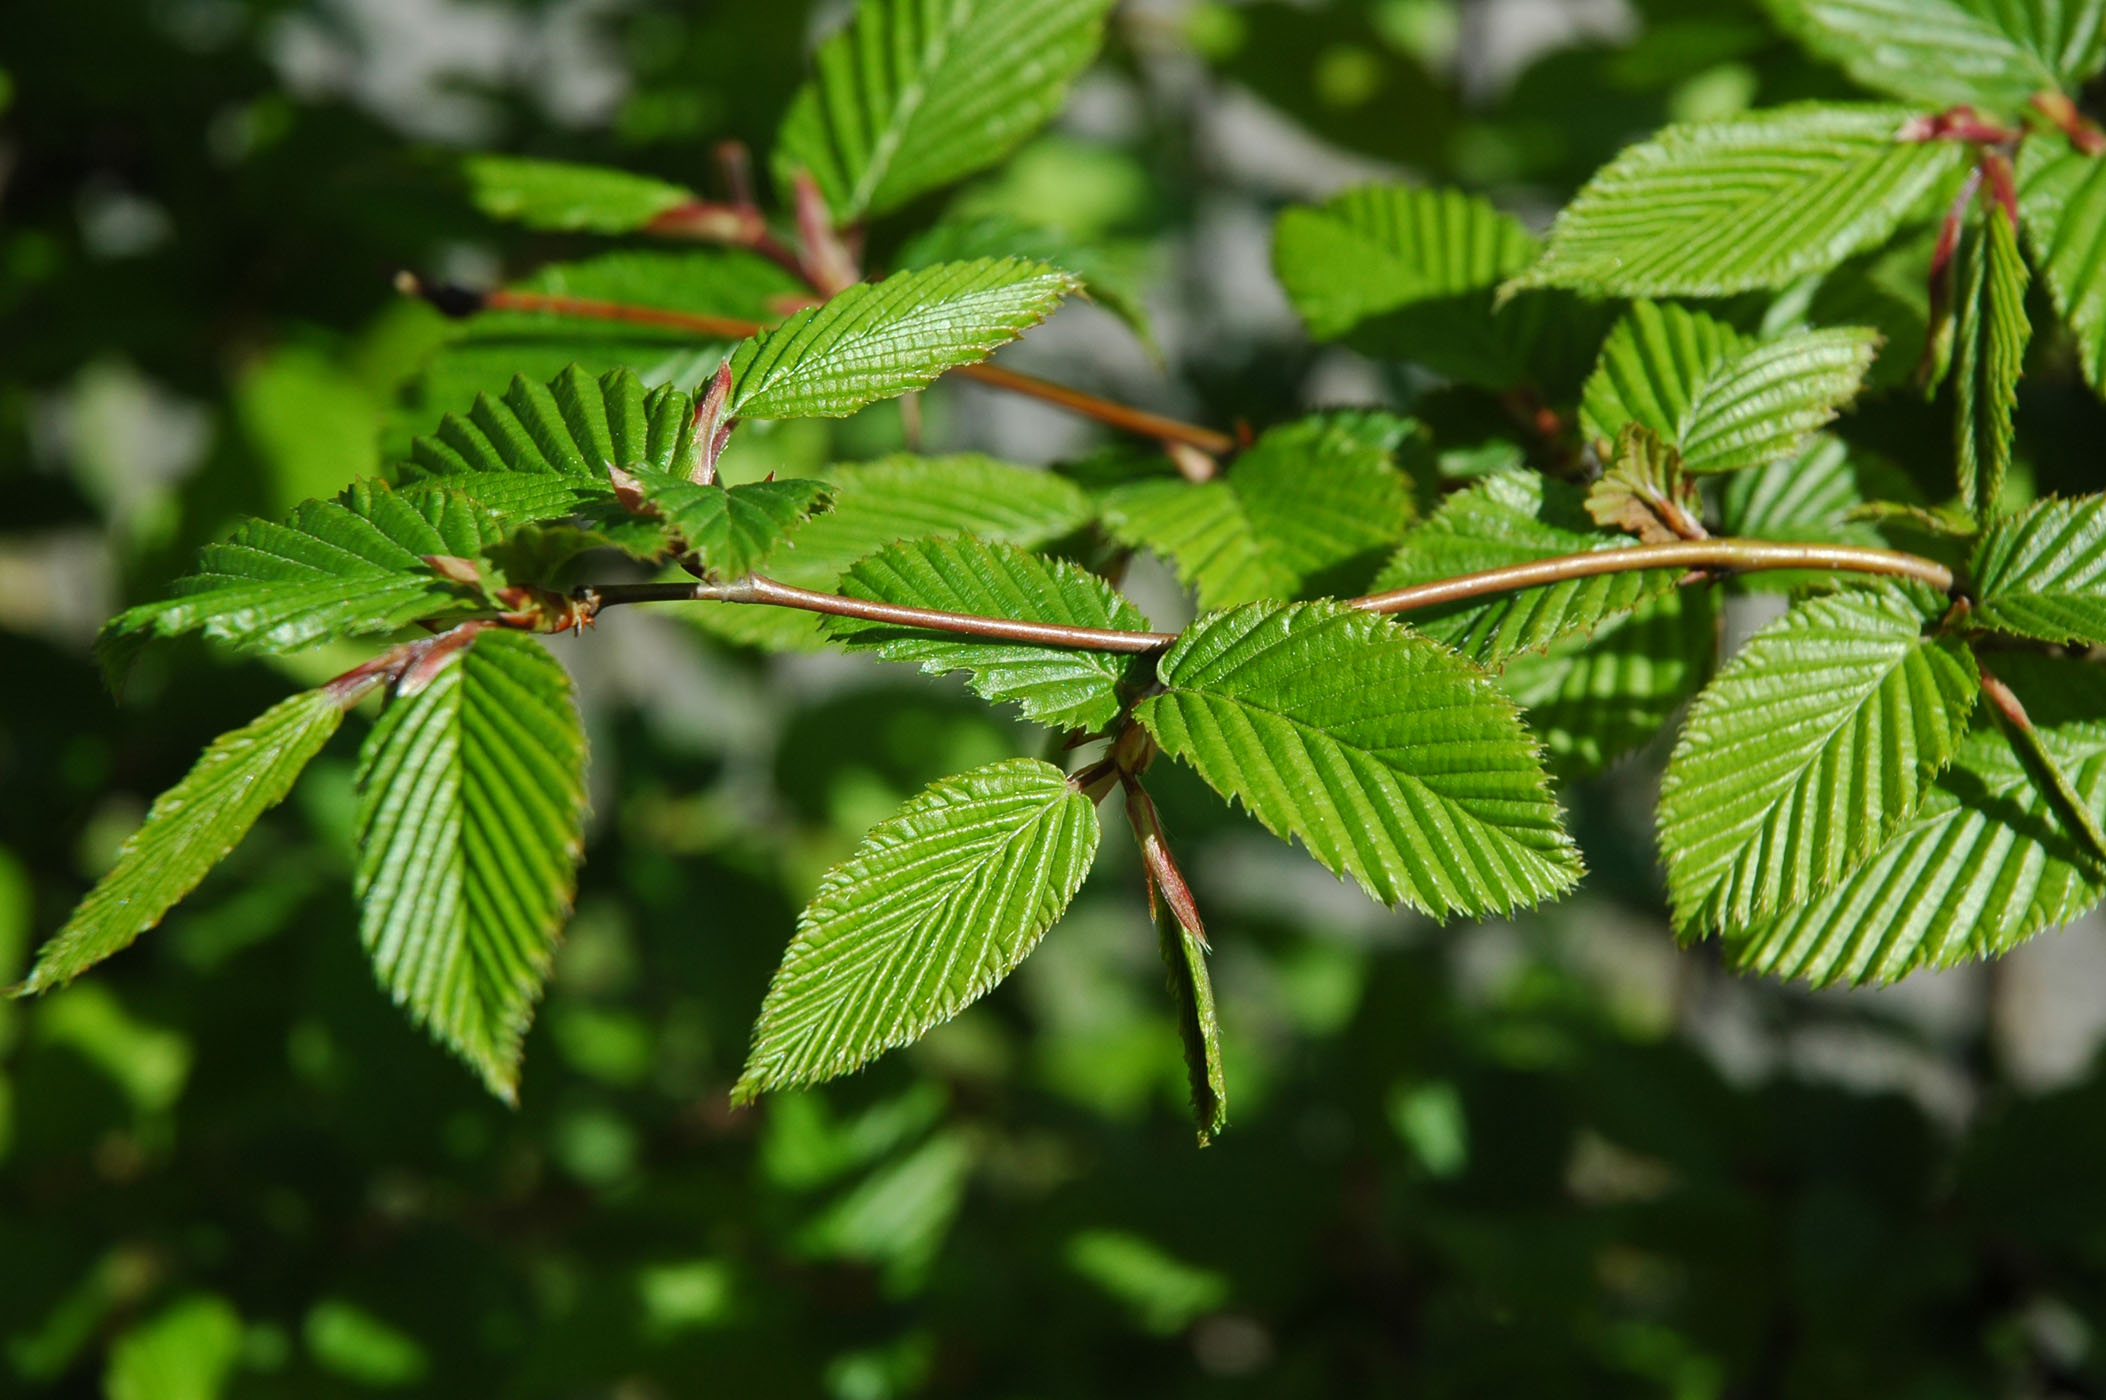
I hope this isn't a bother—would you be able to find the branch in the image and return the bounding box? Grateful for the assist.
[1351,539,1957,616]
[401,279,1234,455]
[578,576,1179,653]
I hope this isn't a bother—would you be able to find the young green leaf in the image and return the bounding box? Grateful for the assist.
[403,364,695,486]
[16,689,344,996]
[462,154,696,233]
[773,0,1117,224]
[1500,586,1718,779]
[1719,435,1917,591]
[1506,104,1966,297]
[1760,0,2106,110]
[1657,584,1979,934]
[1730,654,2106,985]
[734,757,1100,1099]
[1100,413,1417,608]
[1370,472,1683,666]
[1586,424,1701,544]
[1272,184,1558,387]
[724,259,1076,420]
[99,480,501,668]
[621,470,833,580]
[1581,303,1880,472]
[1580,301,1749,450]
[1676,327,1881,474]
[395,251,802,448]
[1136,601,1582,918]
[1954,210,2030,517]
[827,537,1152,732]
[354,632,587,1103]
[1970,494,2106,645]
[692,453,1095,651]
[1156,900,1226,1147]
[2019,130,2106,395]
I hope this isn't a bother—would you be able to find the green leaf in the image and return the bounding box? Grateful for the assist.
[105,1295,245,1400]
[1677,327,1881,474]
[1273,184,1563,388]
[1100,413,1417,609]
[1954,209,2030,516]
[393,251,802,451]
[724,259,1075,420]
[692,453,1094,650]
[1155,899,1226,1147]
[1971,494,2106,644]
[1370,472,1683,666]
[354,631,587,1102]
[734,757,1099,1098]
[403,364,694,487]
[462,154,694,233]
[1136,601,1582,918]
[1500,586,1718,779]
[1580,301,1749,449]
[100,480,501,667]
[17,689,343,996]
[898,211,1156,348]
[1581,303,1880,473]
[1730,654,2106,985]
[774,0,1117,223]
[1719,435,1919,591]
[2019,131,2106,396]
[1759,0,2106,110]
[1657,584,1979,934]
[623,471,834,580]
[1507,104,1966,298]
[827,537,1152,731]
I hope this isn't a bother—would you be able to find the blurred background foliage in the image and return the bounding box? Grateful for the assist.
[6,0,2106,1395]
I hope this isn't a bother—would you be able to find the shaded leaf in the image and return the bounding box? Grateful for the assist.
[462,154,695,233]
[18,689,343,995]
[724,259,1076,420]
[354,632,587,1102]
[2020,131,2106,395]
[1136,601,1582,918]
[624,471,834,580]
[1100,413,1417,608]
[1370,472,1683,665]
[1580,301,1747,449]
[735,758,1099,1097]
[1155,898,1226,1147]
[1759,0,2106,110]
[827,537,1152,731]
[774,0,1117,223]
[1658,584,1980,933]
[1730,654,2106,984]
[1507,104,1966,297]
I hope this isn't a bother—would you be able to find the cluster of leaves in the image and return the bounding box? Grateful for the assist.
[15,0,2106,1151]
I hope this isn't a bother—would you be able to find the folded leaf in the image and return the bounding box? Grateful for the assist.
[1155,900,1226,1147]
[1760,0,2106,110]
[623,471,834,580]
[1971,494,2106,644]
[724,259,1076,420]
[1581,301,1749,449]
[1100,412,1418,609]
[1500,586,1718,780]
[1507,104,1966,297]
[17,689,344,996]
[1658,584,1979,934]
[1954,209,2030,517]
[100,481,501,667]
[2019,130,2106,396]
[462,154,696,233]
[1730,655,2106,985]
[735,757,1100,1098]
[828,537,1152,731]
[355,632,587,1102]
[1370,472,1682,666]
[1136,601,1582,918]
[774,0,1117,223]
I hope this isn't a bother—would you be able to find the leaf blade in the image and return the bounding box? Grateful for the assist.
[462,154,695,233]
[1971,494,2106,644]
[1954,209,2031,516]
